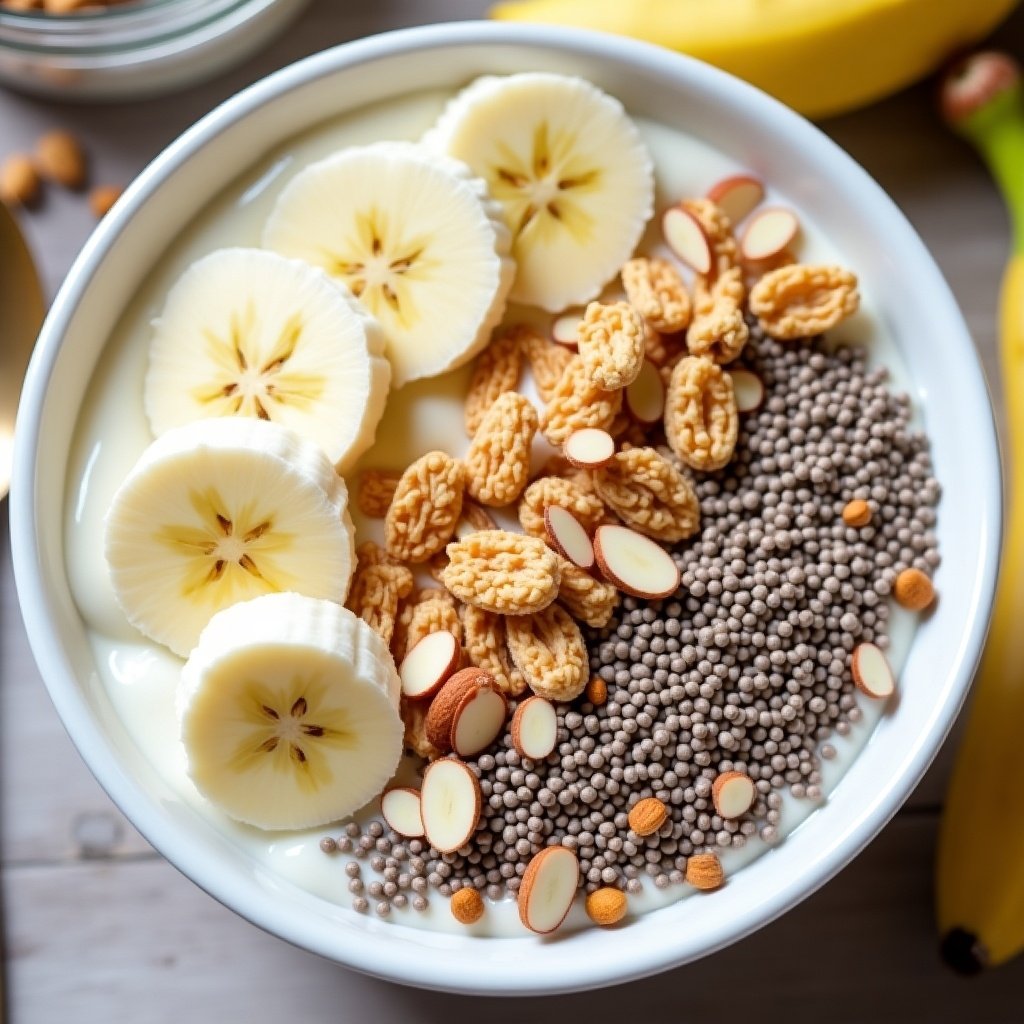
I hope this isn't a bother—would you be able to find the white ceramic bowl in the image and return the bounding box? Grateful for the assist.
[11,22,1000,995]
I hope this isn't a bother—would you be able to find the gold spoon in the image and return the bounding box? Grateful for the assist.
[0,201,45,499]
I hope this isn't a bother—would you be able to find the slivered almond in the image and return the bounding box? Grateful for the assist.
[551,311,583,347]
[510,696,558,760]
[851,642,895,699]
[399,630,460,700]
[624,359,665,424]
[594,524,680,600]
[380,787,425,838]
[420,758,481,854]
[707,174,764,225]
[563,427,615,469]
[451,682,508,758]
[544,505,595,570]
[662,206,712,275]
[730,369,765,413]
[711,771,755,820]
[518,845,579,934]
[740,207,800,262]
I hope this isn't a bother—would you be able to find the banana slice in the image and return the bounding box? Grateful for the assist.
[180,592,403,831]
[425,73,654,312]
[144,248,390,474]
[104,417,355,658]
[262,141,514,388]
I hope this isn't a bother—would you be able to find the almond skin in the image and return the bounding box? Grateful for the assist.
[627,796,668,837]
[424,667,496,752]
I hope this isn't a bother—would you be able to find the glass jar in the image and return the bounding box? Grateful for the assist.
[0,0,310,100]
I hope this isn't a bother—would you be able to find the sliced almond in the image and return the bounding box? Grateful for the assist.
[707,174,765,225]
[424,667,497,752]
[624,359,665,425]
[380,787,425,838]
[711,771,755,820]
[420,758,481,854]
[511,696,558,760]
[740,207,800,262]
[451,682,508,758]
[551,311,583,348]
[729,369,765,413]
[399,630,460,700]
[594,524,680,600]
[544,505,595,570]
[518,845,579,934]
[563,427,615,469]
[662,206,712,275]
[851,642,895,699]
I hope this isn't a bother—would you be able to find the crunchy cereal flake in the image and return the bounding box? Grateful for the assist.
[593,447,700,542]
[460,603,528,696]
[464,391,538,507]
[505,603,588,702]
[393,587,462,660]
[401,697,442,760]
[345,559,414,648]
[682,198,739,276]
[687,266,749,364]
[356,469,402,518]
[749,263,860,340]
[519,475,607,538]
[443,530,561,615]
[577,300,646,391]
[622,257,692,333]
[384,451,466,563]
[514,323,575,403]
[664,355,739,472]
[556,555,620,628]
[643,323,687,368]
[539,355,623,445]
[464,328,524,436]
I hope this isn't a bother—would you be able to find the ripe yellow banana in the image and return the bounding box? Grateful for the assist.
[936,52,1024,974]
[490,0,1020,119]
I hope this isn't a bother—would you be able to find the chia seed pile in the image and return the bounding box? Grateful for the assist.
[322,326,941,919]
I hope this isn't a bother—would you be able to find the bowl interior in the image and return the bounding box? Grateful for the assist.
[11,22,1000,995]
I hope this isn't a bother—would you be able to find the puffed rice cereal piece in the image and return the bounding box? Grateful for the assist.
[505,603,588,702]
[442,530,561,615]
[664,355,739,472]
[519,475,607,538]
[356,469,402,518]
[577,300,646,391]
[401,697,442,760]
[748,263,860,340]
[687,266,750,364]
[621,257,692,333]
[393,587,462,660]
[516,323,575,402]
[355,539,403,569]
[682,198,740,276]
[345,558,414,647]
[539,356,623,445]
[464,327,524,436]
[555,556,620,629]
[460,603,528,696]
[384,451,466,563]
[593,446,701,542]
[464,391,538,507]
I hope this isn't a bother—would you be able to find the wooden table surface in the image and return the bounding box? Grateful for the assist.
[2,2,1023,1019]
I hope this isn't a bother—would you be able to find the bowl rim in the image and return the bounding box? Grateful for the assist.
[10,19,1002,995]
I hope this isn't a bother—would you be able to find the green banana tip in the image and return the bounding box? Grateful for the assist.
[940,51,1022,127]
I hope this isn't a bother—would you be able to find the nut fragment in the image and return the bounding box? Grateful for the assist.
[425,667,498,753]
[464,327,523,436]
[627,796,668,837]
[510,695,558,760]
[593,524,680,600]
[450,888,485,925]
[686,852,725,891]
[460,604,528,696]
[420,758,481,854]
[357,468,402,518]
[851,641,896,699]
[563,428,615,470]
[842,499,872,528]
[593,447,700,543]
[748,263,860,340]
[664,355,739,472]
[517,323,575,402]
[0,154,40,208]
[505,602,588,702]
[399,629,461,700]
[385,451,465,562]
[621,257,691,333]
[519,475,607,538]
[393,587,462,660]
[576,300,646,391]
[443,530,561,615]
[539,355,623,445]
[544,505,595,569]
[585,887,628,927]
[556,555,620,629]
[518,846,579,934]
[624,359,666,424]
[464,391,538,507]
[381,787,425,838]
[345,557,414,647]
[712,771,756,820]
[893,567,936,611]
[35,130,87,189]
[687,267,749,364]
[740,207,800,262]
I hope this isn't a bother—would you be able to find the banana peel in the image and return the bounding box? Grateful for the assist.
[937,51,1024,974]
[491,0,1020,119]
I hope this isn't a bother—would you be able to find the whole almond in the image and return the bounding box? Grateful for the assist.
[0,154,40,208]
[627,796,668,837]
[686,852,725,891]
[424,667,496,752]
[585,887,627,926]
[450,887,485,925]
[35,130,87,189]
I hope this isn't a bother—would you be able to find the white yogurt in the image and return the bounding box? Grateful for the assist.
[64,88,920,937]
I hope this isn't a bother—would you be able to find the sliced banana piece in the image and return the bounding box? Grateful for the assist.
[104,417,355,658]
[144,248,389,474]
[263,141,514,388]
[180,592,403,831]
[425,73,654,312]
